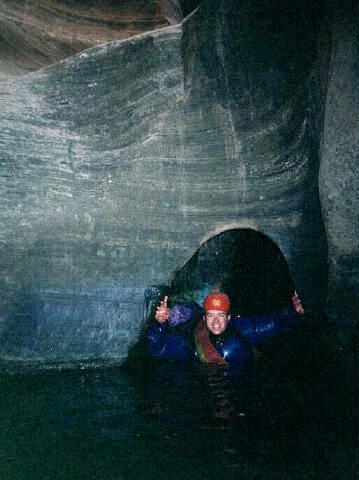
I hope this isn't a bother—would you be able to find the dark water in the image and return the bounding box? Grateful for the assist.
[0,321,356,480]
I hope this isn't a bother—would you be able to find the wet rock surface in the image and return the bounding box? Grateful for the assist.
[0,0,357,362]
[319,5,359,323]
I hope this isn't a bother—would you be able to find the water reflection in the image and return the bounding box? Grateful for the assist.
[0,321,355,480]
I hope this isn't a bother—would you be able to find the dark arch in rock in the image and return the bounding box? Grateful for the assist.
[170,228,295,315]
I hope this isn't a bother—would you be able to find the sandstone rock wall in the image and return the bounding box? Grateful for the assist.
[0,0,171,74]
[0,0,356,363]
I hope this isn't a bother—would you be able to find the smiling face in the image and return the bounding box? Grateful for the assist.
[204,310,231,335]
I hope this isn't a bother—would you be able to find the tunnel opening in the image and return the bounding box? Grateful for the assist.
[127,227,298,369]
[170,228,295,315]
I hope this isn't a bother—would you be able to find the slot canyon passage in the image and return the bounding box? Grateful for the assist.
[0,1,357,479]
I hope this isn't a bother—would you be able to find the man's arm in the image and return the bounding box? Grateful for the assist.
[231,293,304,347]
[147,297,190,360]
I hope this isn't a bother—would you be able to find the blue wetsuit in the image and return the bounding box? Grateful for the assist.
[147,321,253,363]
[231,305,297,347]
[147,321,192,361]
[197,326,254,365]
[147,304,298,364]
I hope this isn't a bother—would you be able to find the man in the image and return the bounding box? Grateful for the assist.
[193,292,253,364]
[147,291,303,365]
[147,293,253,364]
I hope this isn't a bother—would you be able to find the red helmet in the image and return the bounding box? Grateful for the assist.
[203,292,231,312]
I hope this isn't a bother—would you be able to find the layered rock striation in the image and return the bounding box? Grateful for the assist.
[0,0,357,363]
[0,0,174,74]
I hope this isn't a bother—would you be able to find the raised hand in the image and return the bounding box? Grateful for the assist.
[155,296,170,324]
[292,291,304,315]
